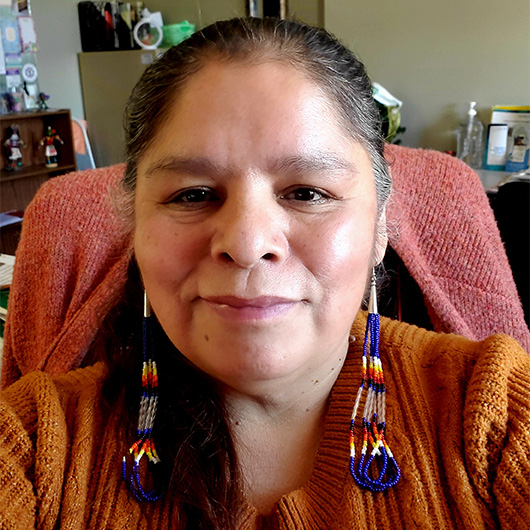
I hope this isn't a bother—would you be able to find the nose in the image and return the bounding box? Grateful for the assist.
[210,193,288,268]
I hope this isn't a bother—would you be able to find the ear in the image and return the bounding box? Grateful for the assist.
[372,207,388,267]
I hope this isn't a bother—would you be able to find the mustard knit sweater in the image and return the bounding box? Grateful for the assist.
[1,318,529,529]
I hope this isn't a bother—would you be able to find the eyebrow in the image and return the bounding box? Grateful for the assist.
[269,152,358,175]
[145,151,358,179]
[145,156,227,178]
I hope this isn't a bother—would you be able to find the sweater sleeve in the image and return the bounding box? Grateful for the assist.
[0,399,36,528]
[463,334,530,529]
[0,372,68,530]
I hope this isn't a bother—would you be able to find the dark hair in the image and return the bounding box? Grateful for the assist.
[113,17,392,529]
[102,261,240,529]
[123,17,391,214]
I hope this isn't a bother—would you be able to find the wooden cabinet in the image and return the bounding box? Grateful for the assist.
[0,109,76,253]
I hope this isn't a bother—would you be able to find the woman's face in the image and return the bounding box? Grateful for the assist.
[134,60,386,392]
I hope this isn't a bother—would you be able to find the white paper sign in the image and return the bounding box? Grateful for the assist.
[18,16,37,51]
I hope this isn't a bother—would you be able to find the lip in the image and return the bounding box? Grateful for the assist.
[201,295,298,322]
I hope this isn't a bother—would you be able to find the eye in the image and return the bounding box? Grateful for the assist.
[281,186,330,203]
[169,187,220,207]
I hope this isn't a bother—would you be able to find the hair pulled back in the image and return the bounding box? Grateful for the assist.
[123,17,391,214]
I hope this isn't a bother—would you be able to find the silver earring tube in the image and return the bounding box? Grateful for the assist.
[368,269,378,315]
[144,290,151,318]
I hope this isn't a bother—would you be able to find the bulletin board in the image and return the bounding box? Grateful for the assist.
[0,0,39,112]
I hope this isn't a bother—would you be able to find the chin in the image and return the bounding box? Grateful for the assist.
[179,334,313,389]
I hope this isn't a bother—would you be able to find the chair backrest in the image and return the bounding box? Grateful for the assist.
[490,178,530,324]
[2,164,129,387]
[2,146,528,388]
[385,144,528,349]
[71,117,96,170]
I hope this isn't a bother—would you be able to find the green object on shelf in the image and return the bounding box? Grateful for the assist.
[161,21,196,48]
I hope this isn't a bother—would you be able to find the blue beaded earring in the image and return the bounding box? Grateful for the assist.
[122,291,162,502]
[349,270,401,492]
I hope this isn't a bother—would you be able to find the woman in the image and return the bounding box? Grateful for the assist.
[0,18,528,530]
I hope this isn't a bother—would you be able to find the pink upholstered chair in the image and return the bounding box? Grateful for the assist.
[383,144,528,346]
[2,145,528,388]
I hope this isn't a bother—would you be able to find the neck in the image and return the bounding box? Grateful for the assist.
[218,340,349,514]
[218,335,350,416]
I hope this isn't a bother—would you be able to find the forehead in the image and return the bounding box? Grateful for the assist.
[176,58,326,107]
[141,60,356,166]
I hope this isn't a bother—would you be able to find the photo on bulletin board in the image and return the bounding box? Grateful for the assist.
[0,17,22,54]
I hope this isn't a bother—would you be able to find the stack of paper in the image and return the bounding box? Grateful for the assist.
[0,253,15,289]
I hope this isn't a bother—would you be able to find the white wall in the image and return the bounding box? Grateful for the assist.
[32,0,529,152]
[325,0,530,151]
[31,0,84,119]
[29,0,251,121]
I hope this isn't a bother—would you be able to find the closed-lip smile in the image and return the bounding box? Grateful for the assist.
[201,295,298,321]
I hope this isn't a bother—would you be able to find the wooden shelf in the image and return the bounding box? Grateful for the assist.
[0,109,77,253]
[0,108,76,209]
[1,109,76,174]
[0,109,72,121]
[0,163,76,182]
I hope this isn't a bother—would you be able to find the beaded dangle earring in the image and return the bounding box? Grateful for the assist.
[122,291,162,502]
[349,270,401,492]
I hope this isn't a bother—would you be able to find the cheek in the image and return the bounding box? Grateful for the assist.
[306,214,375,288]
[134,216,207,302]
[298,213,373,339]
[331,220,365,264]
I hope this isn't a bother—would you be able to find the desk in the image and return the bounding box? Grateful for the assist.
[475,169,512,191]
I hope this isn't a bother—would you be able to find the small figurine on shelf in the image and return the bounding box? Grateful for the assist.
[3,92,16,113]
[38,92,50,110]
[3,125,26,170]
[40,126,64,168]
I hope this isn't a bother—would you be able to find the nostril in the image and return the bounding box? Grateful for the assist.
[220,252,234,262]
[263,253,275,261]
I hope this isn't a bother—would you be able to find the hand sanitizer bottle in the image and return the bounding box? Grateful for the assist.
[456,101,484,169]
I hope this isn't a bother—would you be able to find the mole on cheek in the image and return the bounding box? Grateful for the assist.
[204,334,209,342]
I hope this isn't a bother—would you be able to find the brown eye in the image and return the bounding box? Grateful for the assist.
[283,187,328,203]
[172,188,219,205]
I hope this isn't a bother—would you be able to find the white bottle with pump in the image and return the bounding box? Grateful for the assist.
[456,101,484,169]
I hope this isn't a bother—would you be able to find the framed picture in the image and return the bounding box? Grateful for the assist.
[248,0,287,18]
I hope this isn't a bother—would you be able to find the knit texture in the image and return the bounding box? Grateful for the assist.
[1,164,132,387]
[2,146,529,389]
[385,144,529,350]
[1,318,529,529]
